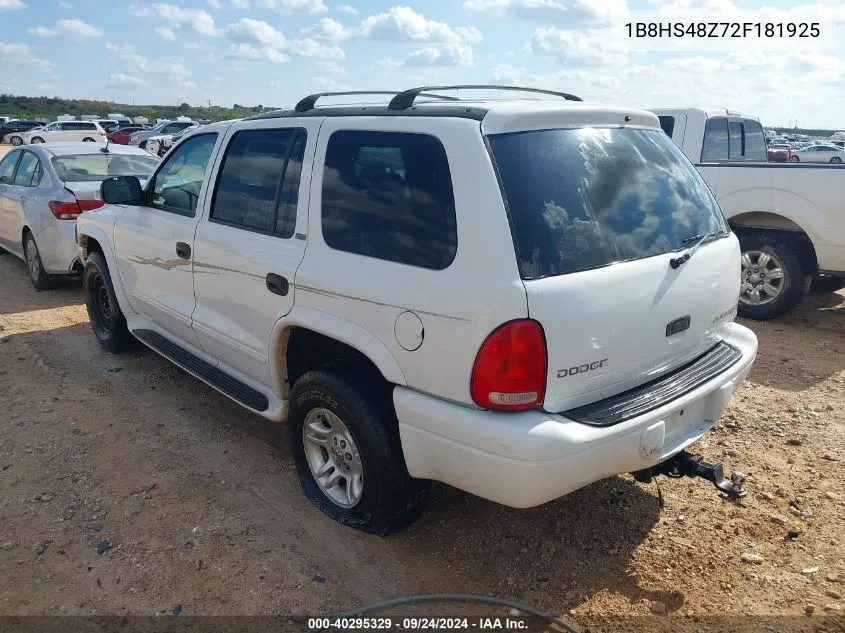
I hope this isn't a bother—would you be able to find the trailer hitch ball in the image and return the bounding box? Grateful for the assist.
[633,451,748,499]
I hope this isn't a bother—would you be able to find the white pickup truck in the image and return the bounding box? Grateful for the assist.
[651,108,845,320]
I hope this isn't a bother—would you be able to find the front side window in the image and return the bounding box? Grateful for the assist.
[210,128,306,236]
[321,130,457,270]
[701,117,729,161]
[488,127,729,279]
[13,152,40,187]
[150,133,218,216]
[0,151,21,184]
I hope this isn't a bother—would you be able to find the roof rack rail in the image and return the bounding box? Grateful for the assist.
[388,85,583,110]
[294,90,459,113]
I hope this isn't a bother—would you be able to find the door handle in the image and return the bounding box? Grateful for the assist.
[266,273,289,296]
[175,242,191,260]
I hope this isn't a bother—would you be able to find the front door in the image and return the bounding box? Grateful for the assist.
[112,132,222,348]
[190,121,315,384]
[0,150,23,252]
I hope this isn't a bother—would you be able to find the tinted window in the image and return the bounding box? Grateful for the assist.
[658,116,675,137]
[151,133,218,216]
[210,128,306,236]
[13,152,39,187]
[321,130,457,270]
[701,117,729,161]
[0,151,21,184]
[743,120,767,160]
[728,121,744,159]
[489,127,729,279]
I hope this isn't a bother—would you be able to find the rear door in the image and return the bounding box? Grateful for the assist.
[487,126,739,412]
[112,131,223,347]
[190,119,315,384]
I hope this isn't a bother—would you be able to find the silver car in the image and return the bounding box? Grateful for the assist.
[0,143,159,289]
[128,120,197,149]
[789,143,845,163]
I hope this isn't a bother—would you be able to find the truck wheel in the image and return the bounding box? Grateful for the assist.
[83,251,135,353]
[810,274,845,294]
[289,370,428,535]
[737,231,810,320]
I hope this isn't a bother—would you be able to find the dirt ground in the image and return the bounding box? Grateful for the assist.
[0,251,843,629]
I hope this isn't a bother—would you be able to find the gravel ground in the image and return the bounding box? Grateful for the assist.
[0,251,843,629]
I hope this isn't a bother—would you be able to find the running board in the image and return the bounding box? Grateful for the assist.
[133,329,269,412]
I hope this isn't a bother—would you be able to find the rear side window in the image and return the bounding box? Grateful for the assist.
[321,130,457,270]
[701,117,729,161]
[210,128,306,236]
[742,119,767,160]
[13,152,40,186]
[658,116,675,137]
[489,127,728,279]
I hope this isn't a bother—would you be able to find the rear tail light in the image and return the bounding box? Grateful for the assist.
[49,199,104,220]
[470,319,547,411]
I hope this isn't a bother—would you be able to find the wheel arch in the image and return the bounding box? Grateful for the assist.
[729,212,819,274]
[269,307,407,400]
[77,225,133,315]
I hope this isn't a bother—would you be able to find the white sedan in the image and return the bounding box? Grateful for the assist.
[789,144,845,163]
[0,143,159,289]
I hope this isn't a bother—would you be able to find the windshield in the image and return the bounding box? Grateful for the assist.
[51,153,159,182]
[489,127,729,279]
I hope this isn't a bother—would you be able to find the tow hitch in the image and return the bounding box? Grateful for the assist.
[633,450,747,499]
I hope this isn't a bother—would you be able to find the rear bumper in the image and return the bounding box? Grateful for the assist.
[395,322,758,508]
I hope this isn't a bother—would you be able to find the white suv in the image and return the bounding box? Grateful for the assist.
[76,86,758,535]
[19,120,106,144]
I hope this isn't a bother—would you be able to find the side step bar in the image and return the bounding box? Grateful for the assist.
[133,329,269,412]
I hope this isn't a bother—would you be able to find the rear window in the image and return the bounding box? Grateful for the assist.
[51,153,159,182]
[489,127,728,279]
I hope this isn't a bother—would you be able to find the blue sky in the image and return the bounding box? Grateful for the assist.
[1,0,843,128]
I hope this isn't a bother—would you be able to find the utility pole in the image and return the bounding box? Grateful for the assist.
[207,98,212,108]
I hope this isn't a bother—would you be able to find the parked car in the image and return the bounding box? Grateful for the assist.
[1,120,45,145]
[107,125,149,145]
[767,143,791,162]
[15,120,107,144]
[128,120,197,149]
[789,143,845,163]
[652,107,845,319]
[76,86,758,534]
[145,124,201,157]
[0,143,159,289]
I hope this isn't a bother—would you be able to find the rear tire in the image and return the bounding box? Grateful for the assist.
[23,232,55,291]
[289,370,428,535]
[810,274,845,294]
[82,137,96,142]
[31,136,44,144]
[9,136,23,146]
[83,251,135,353]
[829,156,842,164]
[737,230,811,320]
[790,155,799,162]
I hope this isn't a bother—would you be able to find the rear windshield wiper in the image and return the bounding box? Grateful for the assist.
[671,231,724,269]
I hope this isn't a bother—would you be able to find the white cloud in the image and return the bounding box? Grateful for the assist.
[108,72,147,88]
[0,0,25,9]
[207,0,221,7]
[231,0,250,8]
[256,0,328,12]
[106,42,134,53]
[463,0,626,25]
[225,17,345,63]
[0,41,53,71]
[385,43,475,68]
[130,3,219,37]
[491,63,621,90]
[528,27,626,64]
[58,1,72,8]
[338,4,358,14]
[155,26,177,41]
[29,19,103,38]
[301,6,482,43]
[121,52,193,81]
[316,60,346,74]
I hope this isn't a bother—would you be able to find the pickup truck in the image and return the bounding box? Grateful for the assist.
[651,107,845,320]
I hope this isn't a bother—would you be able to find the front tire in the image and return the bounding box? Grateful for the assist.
[790,155,799,162]
[24,232,55,291]
[829,156,842,164]
[31,136,44,144]
[289,370,428,535]
[737,230,811,320]
[810,274,845,294]
[9,135,23,146]
[82,137,96,142]
[83,251,134,353]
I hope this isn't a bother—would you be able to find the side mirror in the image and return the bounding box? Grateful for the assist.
[101,175,143,205]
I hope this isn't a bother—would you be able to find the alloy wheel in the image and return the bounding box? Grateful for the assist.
[302,407,364,508]
[740,250,785,306]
